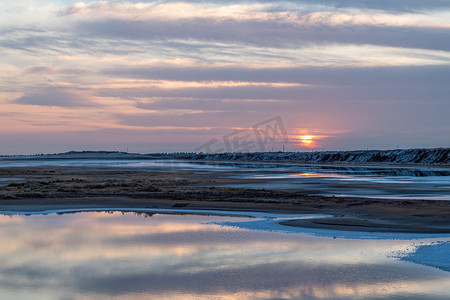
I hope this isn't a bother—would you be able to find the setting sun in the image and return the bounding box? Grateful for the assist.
[297,135,316,147]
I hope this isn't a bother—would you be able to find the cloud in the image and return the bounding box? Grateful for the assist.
[113,84,450,128]
[114,110,273,129]
[281,0,450,13]
[56,1,450,51]
[102,65,450,89]
[14,87,97,107]
[297,0,450,13]
[177,0,450,13]
[72,18,450,51]
[58,1,450,27]
[23,66,58,74]
[92,23,450,52]
[135,98,286,111]
[23,66,96,76]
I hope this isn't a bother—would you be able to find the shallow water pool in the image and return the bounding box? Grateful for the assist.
[0,211,449,299]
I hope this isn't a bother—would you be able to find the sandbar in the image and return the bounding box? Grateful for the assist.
[0,165,449,234]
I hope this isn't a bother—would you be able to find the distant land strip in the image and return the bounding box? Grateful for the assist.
[186,148,450,165]
[1,148,449,165]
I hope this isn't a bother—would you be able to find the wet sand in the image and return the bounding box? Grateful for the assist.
[1,166,450,234]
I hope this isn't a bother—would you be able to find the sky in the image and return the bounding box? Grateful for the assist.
[1,0,450,154]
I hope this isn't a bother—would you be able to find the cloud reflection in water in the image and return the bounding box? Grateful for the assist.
[0,212,449,299]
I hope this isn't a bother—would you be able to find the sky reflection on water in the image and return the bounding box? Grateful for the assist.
[0,212,449,300]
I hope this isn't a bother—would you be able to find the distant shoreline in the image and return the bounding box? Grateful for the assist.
[1,147,449,165]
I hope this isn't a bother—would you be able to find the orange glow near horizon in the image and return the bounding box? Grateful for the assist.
[297,135,316,147]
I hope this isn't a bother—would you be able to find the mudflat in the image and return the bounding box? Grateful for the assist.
[1,166,449,233]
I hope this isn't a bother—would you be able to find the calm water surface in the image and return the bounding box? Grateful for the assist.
[1,211,449,300]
